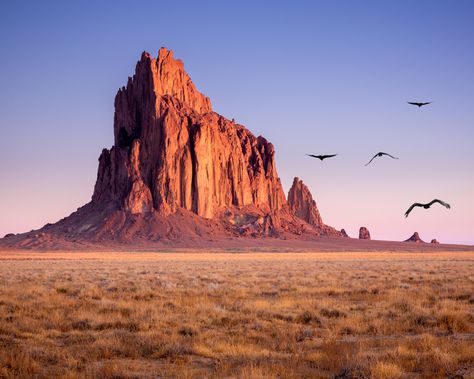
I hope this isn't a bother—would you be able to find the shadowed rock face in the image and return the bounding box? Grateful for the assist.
[431,239,439,244]
[340,229,349,238]
[287,178,323,227]
[359,227,371,240]
[93,48,286,218]
[405,232,424,243]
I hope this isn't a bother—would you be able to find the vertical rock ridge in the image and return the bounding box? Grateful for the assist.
[287,177,323,227]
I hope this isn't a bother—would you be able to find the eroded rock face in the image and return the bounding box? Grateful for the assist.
[359,227,371,240]
[431,239,439,244]
[340,229,349,238]
[93,48,286,219]
[287,177,323,227]
[404,232,424,243]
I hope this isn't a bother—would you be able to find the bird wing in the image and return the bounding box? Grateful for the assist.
[404,203,422,217]
[381,152,399,160]
[322,154,337,159]
[306,154,319,159]
[429,199,451,209]
[365,153,378,166]
[421,102,432,106]
[407,102,420,106]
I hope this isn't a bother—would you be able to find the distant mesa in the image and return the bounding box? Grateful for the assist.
[3,233,15,239]
[340,229,349,238]
[359,227,371,240]
[431,239,439,244]
[0,47,342,249]
[404,232,424,243]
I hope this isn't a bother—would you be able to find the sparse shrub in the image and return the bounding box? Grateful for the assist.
[296,327,313,342]
[296,310,314,324]
[178,326,197,337]
[95,321,139,332]
[393,301,411,313]
[56,287,68,294]
[339,326,354,335]
[320,308,346,319]
[371,361,402,379]
[71,319,91,330]
[436,313,469,333]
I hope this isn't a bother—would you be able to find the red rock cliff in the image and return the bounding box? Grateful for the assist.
[92,48,286,218]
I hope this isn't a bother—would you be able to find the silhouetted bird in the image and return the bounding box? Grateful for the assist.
[365,152,399,166]
[404,199,451,218]
[407,102,432,108]
[306,154,337,161]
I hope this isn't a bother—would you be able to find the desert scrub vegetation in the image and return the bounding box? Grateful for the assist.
[0,251,473,378]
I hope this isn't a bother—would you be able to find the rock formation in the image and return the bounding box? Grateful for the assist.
[93,48,286,219]
[287,178,323,227]
[431,239,439,244]
[0,48,341,249]
[358,227,371,240]
[404,232,424,243]
[340,229,349,238]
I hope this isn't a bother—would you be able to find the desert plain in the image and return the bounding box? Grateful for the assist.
[0,249,473,378]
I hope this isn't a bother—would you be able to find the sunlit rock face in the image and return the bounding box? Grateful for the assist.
[287,177,323,227]
[93,48,286,218]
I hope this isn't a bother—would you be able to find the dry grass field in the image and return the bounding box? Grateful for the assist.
[0,251,473,378]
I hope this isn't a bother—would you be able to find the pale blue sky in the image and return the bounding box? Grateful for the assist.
[1,1,473,243]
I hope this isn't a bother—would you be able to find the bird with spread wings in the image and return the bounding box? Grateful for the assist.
[407,101,432,108]
[404,199,451,217]
[306,154,338,161]
[365,152,399,166]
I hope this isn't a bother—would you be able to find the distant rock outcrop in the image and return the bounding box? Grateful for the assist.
[0,47,341,249]
[359,227,371,240]
[431,239,439,244]
[404,232,424,243]
[340,229,349,238]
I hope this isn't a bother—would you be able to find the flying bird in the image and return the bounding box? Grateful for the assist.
[407,101,432,108]
[404,199,451,218]
[306,154,338,161]
[365,152,399,166]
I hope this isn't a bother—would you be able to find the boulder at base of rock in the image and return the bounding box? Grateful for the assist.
[431,239,439,244]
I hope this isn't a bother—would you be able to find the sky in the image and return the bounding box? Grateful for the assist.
[0,1,473,244]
